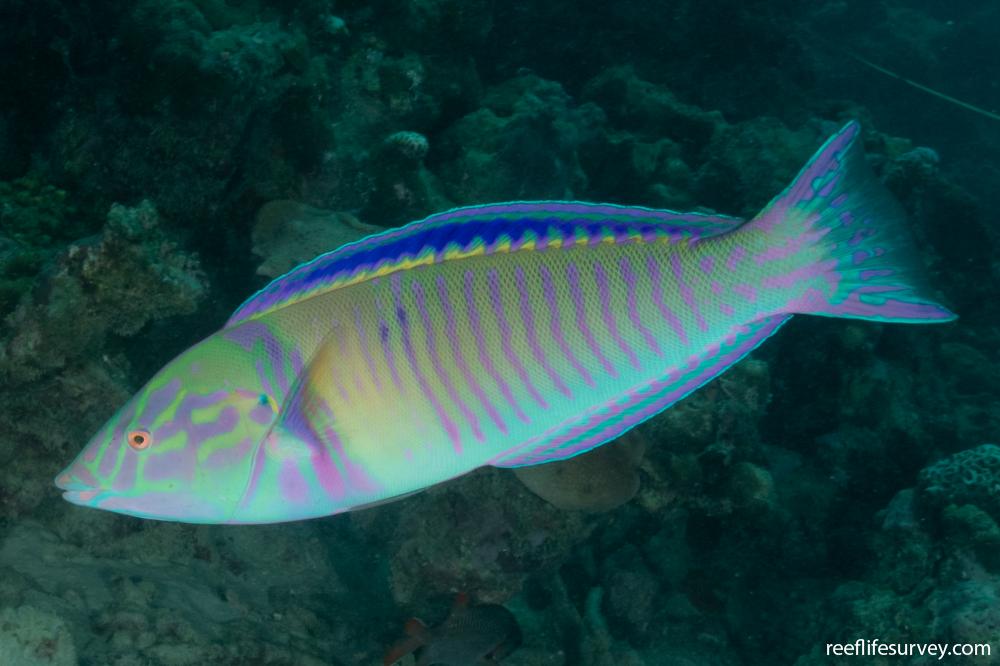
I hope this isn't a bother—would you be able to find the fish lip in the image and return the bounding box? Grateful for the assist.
[54,472,95,492]
[55,472,113,505]
[60,489,109,505]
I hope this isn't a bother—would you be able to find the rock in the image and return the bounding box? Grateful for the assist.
[725,461,776,513]
[388,468,596,605]
[251,200,381,278]
[0,606,77,666]
[512,430,647,513]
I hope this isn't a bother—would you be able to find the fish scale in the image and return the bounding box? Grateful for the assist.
[56,121,956,523]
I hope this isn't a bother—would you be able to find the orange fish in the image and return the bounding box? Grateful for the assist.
[384,594,522,666]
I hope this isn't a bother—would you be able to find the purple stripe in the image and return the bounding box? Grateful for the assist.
[188,404,240,443]
[594,262,640,370]
[112,449,138,491]
[99,436,127,477]
[279,460,308,504]
[848,228,875,247]
[488,269,548,409]
[646,255,689,346]
[375,292,404,392]
[733,283,757,302]
[539,265,594,387]
[762,260,836,291]
[495,315,790,466]
[671,253,708,332]
[203,436,255,471]
[143,378,182,420]
[465,270,529,424]
[413,279,483,443]
[254,359,277,405]
[332,319,353,402]
[754,233,807,264]
[225,322,289,394]
[354,305,382,392]
[393,274,463,452]
[566,262,616,376]
[152,389,231,442]
[325,425,379,494]
[859,268,894,281]
[223,320,270,352]
[515,266,571,398]
[437,276,507,433]
[782,124,856,208]
[306,425,346,502]
[726,246,747,271]
[620,257,661,356]
[817,172,840,197]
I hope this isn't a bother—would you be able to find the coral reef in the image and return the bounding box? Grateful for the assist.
[0,605,77,666]
[361,130,449,227]
[435,74,602,203]
[0,175,87,315]
[386,468,597,606]
[918,444,1000,521]
[0,200,205,522]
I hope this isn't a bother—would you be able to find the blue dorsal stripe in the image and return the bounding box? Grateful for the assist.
[227,201,745,326]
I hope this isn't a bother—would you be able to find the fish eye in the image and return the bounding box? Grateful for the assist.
[127,430,152,450]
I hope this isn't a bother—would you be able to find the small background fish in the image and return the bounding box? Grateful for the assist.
[384,594,523,666]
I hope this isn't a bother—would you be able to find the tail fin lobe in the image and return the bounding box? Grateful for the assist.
[747,121,956,324]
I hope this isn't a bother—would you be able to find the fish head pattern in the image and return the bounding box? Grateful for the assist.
[55,332,280,523]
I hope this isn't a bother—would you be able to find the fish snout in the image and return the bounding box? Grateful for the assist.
[54,464,106,506]
[55,471,93,491]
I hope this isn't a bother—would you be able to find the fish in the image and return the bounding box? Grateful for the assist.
[55,121,956,523]
[383,594,522,666]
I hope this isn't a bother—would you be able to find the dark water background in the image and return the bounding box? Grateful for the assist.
[0,1,998,664]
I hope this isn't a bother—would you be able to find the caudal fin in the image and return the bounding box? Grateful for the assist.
[746,121,956,323]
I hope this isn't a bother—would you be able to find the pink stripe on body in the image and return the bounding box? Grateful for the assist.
[594,262,640,370]
[392,274,464,454]
[670,253,708,332]
[620,257,661,356]
[465,270,529,423]
[566,262,617,376]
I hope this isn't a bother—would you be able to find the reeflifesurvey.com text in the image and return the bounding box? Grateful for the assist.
[826,639,991,660]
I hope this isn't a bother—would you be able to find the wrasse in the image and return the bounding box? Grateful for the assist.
[55,122,955,523]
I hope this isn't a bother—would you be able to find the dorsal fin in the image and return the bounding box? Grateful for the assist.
[227,201,744,326]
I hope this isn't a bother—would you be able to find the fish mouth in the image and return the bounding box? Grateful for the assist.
[60,489,107,505]
[55,472,89,491]
[54,472,110,505]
